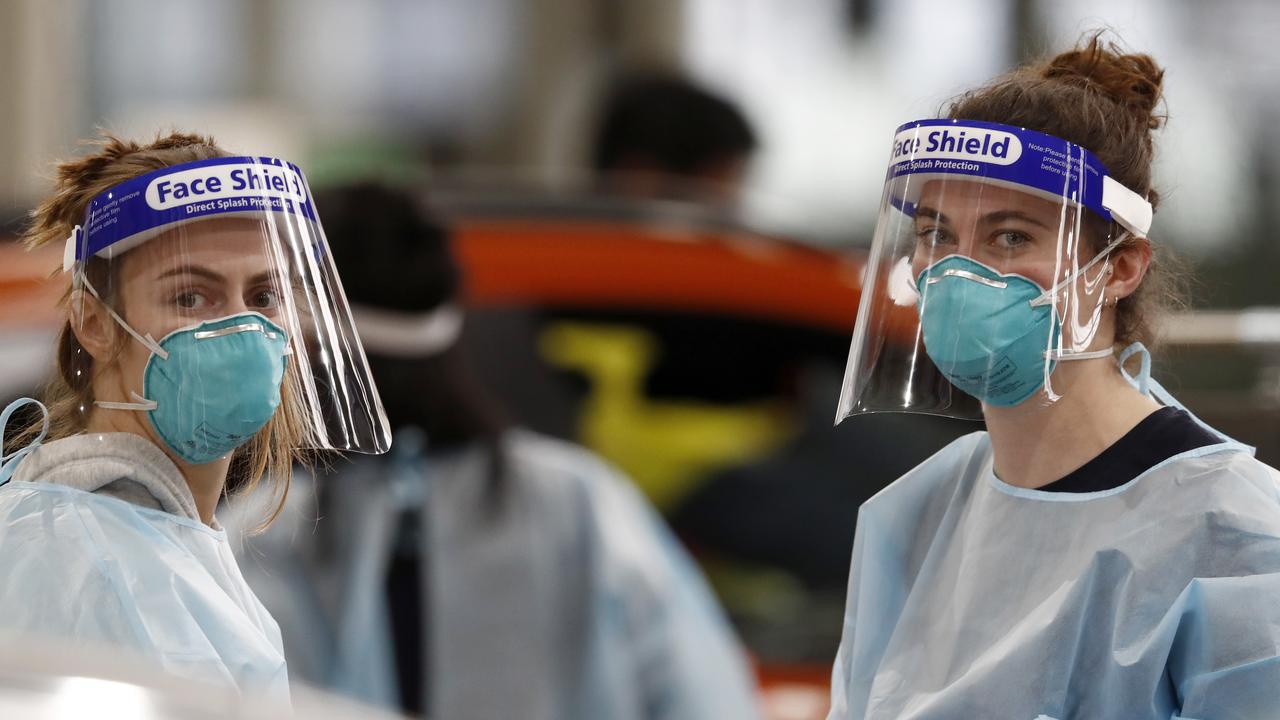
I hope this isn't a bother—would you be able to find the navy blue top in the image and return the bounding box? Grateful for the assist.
[1040,407,1223,493]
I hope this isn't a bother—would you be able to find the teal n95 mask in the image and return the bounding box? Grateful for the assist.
[86,284,290,464]
[61,155,392,458]
[913,245,1120,408]
[837,118,1153,421]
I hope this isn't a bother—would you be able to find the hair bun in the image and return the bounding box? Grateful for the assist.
[1042,34,1165,130]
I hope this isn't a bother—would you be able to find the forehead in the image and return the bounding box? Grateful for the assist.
[120,217,277,274]
[916,179,1062,220]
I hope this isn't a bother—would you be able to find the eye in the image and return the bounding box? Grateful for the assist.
[993,230,1031,249]
[248,287,281,310]
[174,290,211,310]
[916,226,953,246]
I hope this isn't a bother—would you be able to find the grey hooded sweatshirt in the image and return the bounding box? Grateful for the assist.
[12,431,210,525]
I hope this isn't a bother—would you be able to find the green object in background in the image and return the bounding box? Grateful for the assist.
[305,137,430,190]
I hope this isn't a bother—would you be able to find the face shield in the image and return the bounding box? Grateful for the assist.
[836,119,1153,422]
[62,156,391,463]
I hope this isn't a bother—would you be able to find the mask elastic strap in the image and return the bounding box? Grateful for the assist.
[77,274,164,412]
[95,392,159,412]
[0,398,50,487]
[1047,347,1115,362]
[78,274,169,360]
[1029,233,1129,309]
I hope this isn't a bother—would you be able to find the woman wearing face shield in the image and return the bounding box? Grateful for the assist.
[0,133,390,699]
[829,36,1280,718]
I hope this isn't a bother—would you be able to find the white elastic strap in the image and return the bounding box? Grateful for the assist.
[1102,176,1153,238]
[351,303,464,358]
[1030,233,1129,309]
[78,274,169,360]
[1046,347,1115,361]
[94,391,158,412]
[887,256,921,307]
[76,275,166,413]
[63,226,81,273]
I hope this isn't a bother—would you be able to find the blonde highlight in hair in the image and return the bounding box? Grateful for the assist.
[18,131,303,529]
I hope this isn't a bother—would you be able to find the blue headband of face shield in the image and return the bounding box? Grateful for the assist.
[63,155,319,271]
[886,118,1153,239]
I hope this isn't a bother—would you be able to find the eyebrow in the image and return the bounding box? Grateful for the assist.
[914,205,1052,230]
[915,206,949,224]
[155,266,279,287]
[979,209,1053,230]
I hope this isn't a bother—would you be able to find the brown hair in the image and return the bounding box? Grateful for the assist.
[19,131,306,528]
[946,32,1186,349]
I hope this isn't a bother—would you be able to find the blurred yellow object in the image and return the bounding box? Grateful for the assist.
[541,322,794,510]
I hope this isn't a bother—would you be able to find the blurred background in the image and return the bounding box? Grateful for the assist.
[3,1,1280,718]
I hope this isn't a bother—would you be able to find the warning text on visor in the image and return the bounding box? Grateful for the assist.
[145,162,308,211]
[891,126,1023,167]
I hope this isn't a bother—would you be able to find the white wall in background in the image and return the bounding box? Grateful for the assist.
[682,0,1009,244]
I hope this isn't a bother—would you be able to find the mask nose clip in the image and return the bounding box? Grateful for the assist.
[926,268,1009,289]
[193,322,281,341]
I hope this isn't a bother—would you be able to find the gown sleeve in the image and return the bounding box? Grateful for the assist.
[0,484,282,694]
[574,450,765,720]
[0,486,157,655]
[1167,540,1280,718]
[826,432,987,720]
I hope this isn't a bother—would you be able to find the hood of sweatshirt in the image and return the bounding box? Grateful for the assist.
[11,431,211,527]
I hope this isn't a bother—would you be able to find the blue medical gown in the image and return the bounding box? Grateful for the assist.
[227,429,761,720]
[0,482,289,698]
[828,432,1280,720]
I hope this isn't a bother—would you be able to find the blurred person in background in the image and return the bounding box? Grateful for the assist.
[828,36,1280,719]
[0,133,390,699]
[593,73,758,205]
[227,182,763,720]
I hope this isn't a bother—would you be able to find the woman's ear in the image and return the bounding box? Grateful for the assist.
[68,290,119,362]
[1105,235,1153,303]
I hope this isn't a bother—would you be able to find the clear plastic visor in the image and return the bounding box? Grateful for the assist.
[836,169,1124,421]
[66,156,391,456]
